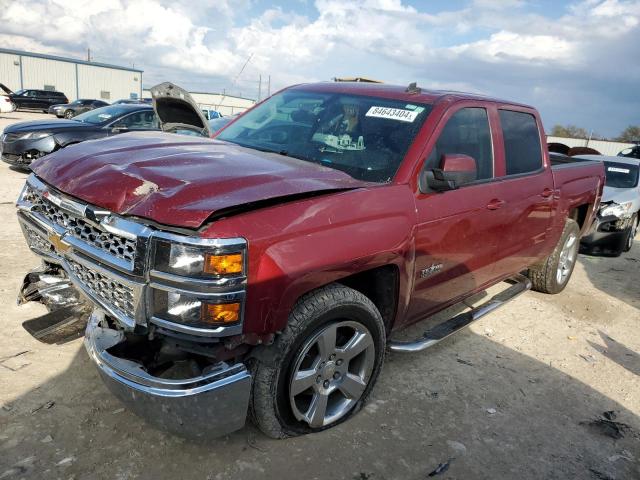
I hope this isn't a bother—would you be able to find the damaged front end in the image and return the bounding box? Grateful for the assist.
[580,201,636,255]
[16,174,253,437]
[19,264,92,344]
[85,310,251,438]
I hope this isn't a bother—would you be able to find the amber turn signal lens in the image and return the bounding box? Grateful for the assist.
[204,253,243,275]
[201,302,240,325]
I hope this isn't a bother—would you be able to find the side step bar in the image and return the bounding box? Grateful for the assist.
[388,273,532,353]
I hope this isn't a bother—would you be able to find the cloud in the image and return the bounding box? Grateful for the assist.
[0,0,639,136]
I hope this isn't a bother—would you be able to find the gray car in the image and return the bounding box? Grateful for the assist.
[578,155,640,255]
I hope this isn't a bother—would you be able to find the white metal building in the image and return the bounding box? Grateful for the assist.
[143,88,255,116]
[0,48,143,102]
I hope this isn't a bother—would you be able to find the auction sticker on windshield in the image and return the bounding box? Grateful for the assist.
[608,167,630,174]
[365,106,420,122]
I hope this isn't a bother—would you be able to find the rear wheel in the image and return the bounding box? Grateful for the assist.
[64,109,74,119]
[250,284,385,438]
[528,218,580,294]
[623,214,638,252]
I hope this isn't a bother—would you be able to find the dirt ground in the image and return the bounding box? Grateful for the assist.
[0,111,639,480]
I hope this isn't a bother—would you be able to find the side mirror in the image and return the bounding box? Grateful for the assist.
[421,154,478,192]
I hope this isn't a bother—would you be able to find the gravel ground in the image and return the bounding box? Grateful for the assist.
[0,111,639,480]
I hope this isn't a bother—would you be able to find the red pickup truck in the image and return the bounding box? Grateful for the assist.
[15,81,604,439]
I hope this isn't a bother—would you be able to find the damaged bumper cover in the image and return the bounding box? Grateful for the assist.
[84,310,252,438]
[580,214,631,255]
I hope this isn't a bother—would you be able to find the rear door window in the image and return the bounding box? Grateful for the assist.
[425,107,494,181]
[499,110,543,175]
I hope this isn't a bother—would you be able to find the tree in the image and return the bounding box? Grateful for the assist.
[550,125,589,139]
[615,126,640,143]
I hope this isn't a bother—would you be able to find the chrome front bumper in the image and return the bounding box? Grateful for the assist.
[84,310,252,438]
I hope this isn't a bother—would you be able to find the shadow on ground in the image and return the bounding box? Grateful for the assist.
[579,238,640,312]
[1,325,638,480]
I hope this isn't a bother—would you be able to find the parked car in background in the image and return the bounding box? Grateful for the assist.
[16,81,604,439]
[209,113,239,134]
[7,88,69,112]
[112,98,152,105]
[1,104,158,169]
[577,155,640,255]
[0,94,16,113]
[48,99,110,118]
[618,144,640,159]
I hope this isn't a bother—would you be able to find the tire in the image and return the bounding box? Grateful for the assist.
[64,109,74,119]
[623,214,638,252]
[528,218,580,294]
[10,102,16,112]
[250,283,386,438]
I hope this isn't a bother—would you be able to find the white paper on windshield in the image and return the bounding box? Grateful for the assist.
[608,167,630,174]
[365,106,419,122]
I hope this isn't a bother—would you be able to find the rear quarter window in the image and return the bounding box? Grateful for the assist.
[499,110,543,176]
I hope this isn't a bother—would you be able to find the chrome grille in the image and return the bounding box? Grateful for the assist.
[29,189,137,263]
[67,259,135,318]
[23,224,55,255]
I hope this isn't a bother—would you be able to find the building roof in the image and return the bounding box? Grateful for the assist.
[0,48,143,73]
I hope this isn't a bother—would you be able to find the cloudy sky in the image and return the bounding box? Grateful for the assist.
[1,0,639,137]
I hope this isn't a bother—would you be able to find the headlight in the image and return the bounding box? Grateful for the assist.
[152,289,241,328]
[600,202,633,218]
[152,238,245,279]
[16,132,52,141]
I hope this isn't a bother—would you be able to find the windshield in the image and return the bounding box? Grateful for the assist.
[604,161,639,188]
[216,89,432,183]
[73,105,142,125]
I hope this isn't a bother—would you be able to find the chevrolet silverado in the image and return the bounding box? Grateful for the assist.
[15,81,605,439]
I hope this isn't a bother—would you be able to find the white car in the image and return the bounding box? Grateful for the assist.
[0,95,15,113]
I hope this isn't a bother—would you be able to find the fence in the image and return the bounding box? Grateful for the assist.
[546,136,634,156]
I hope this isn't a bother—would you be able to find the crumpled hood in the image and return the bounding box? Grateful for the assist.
[31,131,367,229]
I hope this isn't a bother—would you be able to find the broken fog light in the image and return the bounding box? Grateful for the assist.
[152,289,241,327]
[152,239,245,279]
[600,202,633,218]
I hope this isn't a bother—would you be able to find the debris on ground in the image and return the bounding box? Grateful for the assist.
[581,411,632,440]
[487,408,497,415]
[456,358,474,366]
[446,440,467,456]
[31,401,55,414]
[56,456,75,467]
[41,435,53,443]
[579,354,598,363]
[428,460,451,477]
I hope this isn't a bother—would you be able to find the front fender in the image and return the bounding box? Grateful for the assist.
[206,185,417,334]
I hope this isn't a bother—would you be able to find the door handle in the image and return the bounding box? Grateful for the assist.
[486,199,506,210]
[541,188,553,198]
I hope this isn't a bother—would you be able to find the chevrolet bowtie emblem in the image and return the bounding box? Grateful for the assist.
[48,232,71,254]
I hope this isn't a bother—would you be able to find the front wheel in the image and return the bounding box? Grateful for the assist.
[64,109,74,119]
[250,284,386,438]
[528,218,580,294]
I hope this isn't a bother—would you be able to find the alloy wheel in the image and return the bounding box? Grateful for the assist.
[557,232,578,284]
[289,320,375,428]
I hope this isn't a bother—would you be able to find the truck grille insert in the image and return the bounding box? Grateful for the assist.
[23,224,56,255]
[29,187,137,264]
[67,259,136,319]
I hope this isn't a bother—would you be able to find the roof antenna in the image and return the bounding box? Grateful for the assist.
[406,82,421,94]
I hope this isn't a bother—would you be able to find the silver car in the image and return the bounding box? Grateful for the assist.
[578,155,640,255]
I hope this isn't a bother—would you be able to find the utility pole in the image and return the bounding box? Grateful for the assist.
[87,48,91,62]
[267,75,271,97]
[258,74,262,102]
